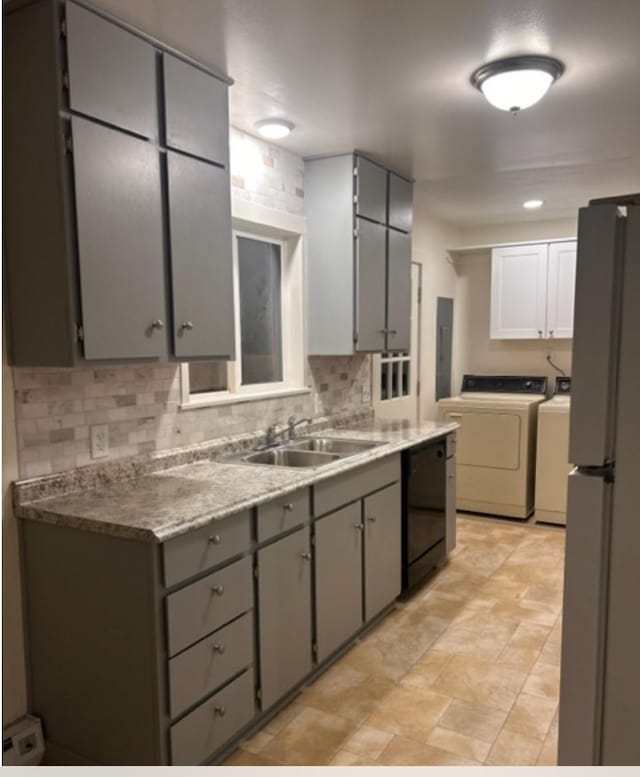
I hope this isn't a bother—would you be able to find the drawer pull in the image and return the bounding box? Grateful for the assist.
[283,503,294,511]
[214,705,226,717]
[211,584,225,595]
[367,516,377,523]
[353,523,364,531]
[448,474,455,479]
[212,642,225,654]
[300,552,312,560]
[208,534,221,544]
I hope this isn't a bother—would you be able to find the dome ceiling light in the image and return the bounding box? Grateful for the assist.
[523,199,544,209]
[471,55,565,114]
[255,119,294,139]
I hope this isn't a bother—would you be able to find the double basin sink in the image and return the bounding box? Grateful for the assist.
[237,437,384,468]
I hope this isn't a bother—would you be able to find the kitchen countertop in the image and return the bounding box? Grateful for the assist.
[15,419,458,543]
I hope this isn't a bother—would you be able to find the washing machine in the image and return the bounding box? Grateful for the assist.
[534,377,572,526]
[437,375,548,519]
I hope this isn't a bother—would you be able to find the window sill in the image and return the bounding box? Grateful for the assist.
[180,386,311,411]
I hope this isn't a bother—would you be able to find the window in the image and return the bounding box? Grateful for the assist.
[181,221,306,408]
[379,352,411,400]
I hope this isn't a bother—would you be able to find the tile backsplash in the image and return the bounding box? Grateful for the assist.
[13,356,371,478]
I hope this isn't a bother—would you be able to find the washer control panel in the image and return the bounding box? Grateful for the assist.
[461,374,548,394]
[554,377,572,395]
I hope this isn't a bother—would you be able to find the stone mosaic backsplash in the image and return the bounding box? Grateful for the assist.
[13,356,371,478]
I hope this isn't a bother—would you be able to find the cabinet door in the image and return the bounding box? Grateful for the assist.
[356,219,387,352]
[356,156,387,224]
[164,54,229,165]
[258,527,312,710]
[445,456,457,555]
[546,241,577,339]
[490,244,548,339]
[315,502,363,662]
[388,173,413,233]
[71,117,166,360]
[386,230,411,351]
[364,482,401,621]
[167,152,234,359]
[65,1,157,139]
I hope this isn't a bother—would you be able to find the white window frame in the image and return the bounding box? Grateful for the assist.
[180,200,308,409]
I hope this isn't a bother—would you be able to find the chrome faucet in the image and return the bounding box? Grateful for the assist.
[264,415,312,447]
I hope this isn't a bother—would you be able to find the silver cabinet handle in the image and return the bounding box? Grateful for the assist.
[300,552,312,560]
[211,584,224,595]
[180,321,194,331]
[388,329,397,336]
[283,503,294,511]
[538,330,543,337]
[208,534,221,544]
[151,319,164,330]
[548,329,554,337]
[212,642,225,654]
[448,473,455,479]
[367,516,377,523]
[378,329,387,335]
[353,524,364,531]
[214,705,226,717]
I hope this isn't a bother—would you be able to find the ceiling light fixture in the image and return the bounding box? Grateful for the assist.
[471,55,564,114]
[255,119,294,139]
[523,199,544,209]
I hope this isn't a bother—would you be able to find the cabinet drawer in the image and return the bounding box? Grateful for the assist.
[163,510,251,588]
[313,455,401,517]
[446,433,457,459]
[170,668,255,765]
[166,556,252,656]
[168,612,253,719]
[65,1,157,139]
[256,489,310,543]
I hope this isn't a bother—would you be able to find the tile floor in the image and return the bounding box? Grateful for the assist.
[224,515,565,766]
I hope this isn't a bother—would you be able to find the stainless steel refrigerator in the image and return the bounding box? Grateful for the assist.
[558,195,640,765]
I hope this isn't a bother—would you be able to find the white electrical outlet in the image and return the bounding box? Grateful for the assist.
[90,424,109,458]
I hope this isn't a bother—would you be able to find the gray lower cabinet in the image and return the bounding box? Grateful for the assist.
[258,526,313,710]
[314,502,364,663]
[446,452,457,554]
[364,482,402,621]
[305,152,413,356]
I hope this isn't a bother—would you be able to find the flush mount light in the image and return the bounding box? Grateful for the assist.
[523,199,544,209]
[255,119,294,139]
[471,55,564,114]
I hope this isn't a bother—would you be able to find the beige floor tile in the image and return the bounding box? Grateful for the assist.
[432,611,519,660]
[523,662,561,700]
[300,662,394,723]
[261,701,304,735]
[399,650,452,690]
[478,575,530,603]
[339,725,394,758]
[486,728,544,765]
[504,691,558,740]
[431,654,527,711]
[498,621,551,671]
[329,749,378,765]
[537,636,562,667]
[438,698,509,744]
[537,726,559,765]
[491,598,559,627]
[340,638,417,683]
[431,570,488,599]
[241,729,274,754]
[260,706,357,766]
[222,748,282,766]
[364,684,451,742]
[426,725,492,762]
[378,735,480,765]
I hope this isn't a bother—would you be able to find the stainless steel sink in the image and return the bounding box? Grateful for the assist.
[242,448,340,468]
[287,437,384,455]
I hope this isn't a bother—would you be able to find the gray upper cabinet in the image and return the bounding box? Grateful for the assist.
[386,229,412,351]
[164,54,229,165]
[65,1,157,139]
[258,527,313,710]
[388,173,413,233]
[4,0,234,366]
[305,152,413,356]
[167,152,234,359]
[356,156,387,224]
[356,219,387,352]
[364,483,402,621]
[71,117,167,360]
[314,502,363,663]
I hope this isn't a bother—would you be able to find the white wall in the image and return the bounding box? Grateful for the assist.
[411,186,463,420]
[456,216,577,247]
[3,325,27,726]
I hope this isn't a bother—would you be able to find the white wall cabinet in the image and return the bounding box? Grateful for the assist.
[490,241,577,340]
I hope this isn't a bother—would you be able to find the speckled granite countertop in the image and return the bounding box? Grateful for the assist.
[15,419,458,543]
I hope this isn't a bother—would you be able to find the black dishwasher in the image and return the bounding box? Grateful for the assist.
[401,438,447,591]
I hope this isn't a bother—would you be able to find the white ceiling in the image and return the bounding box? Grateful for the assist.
[94,0,640,225]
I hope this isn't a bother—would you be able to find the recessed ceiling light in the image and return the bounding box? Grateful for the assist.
[523,199,544,209]
[255,119,294,139]
[471,55,564,114]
